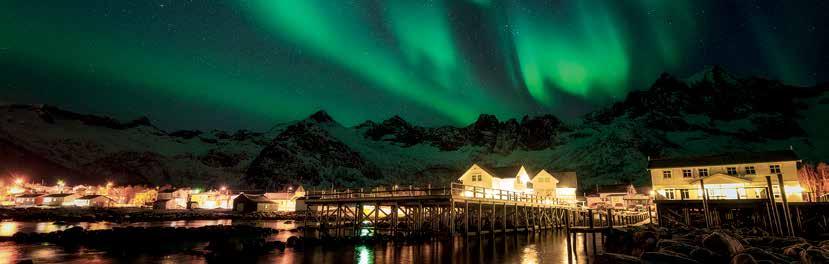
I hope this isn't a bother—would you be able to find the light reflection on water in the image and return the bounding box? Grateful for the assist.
[0,220,601,264]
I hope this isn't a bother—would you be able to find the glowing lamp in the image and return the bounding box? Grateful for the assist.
[14,178,23,185]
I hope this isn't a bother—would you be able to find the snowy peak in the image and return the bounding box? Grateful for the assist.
[686,65,737,85]
[2,104,158,131]
[307,110,335,124]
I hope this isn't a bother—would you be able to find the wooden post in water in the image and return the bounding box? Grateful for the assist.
[564,210,572,255]
[464,201,469,236]
[700,179,711,228]
[777,174,795,236]
[502,203,507,235]
[449,199,455,236]
[765,176,783,235]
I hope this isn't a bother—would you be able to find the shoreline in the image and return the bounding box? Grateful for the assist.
[0,207,298,223]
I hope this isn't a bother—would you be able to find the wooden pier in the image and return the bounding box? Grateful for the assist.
[302,184,650,239]
[656,199,829,238]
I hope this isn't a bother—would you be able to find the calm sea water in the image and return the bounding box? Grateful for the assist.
[0,220,601,264]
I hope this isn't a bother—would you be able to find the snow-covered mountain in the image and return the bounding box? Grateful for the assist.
[2,67,828,190]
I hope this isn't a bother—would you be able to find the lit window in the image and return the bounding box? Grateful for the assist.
[662,170,672,179]
[682,169,693,178]
[680,189,690,200]
[770,165,781,174]
[698,168,709,177]
[726,167,737,176]
[745,166,756,175]
[664,189,675,200]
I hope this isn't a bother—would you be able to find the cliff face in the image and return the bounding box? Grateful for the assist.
[2,68,828,189]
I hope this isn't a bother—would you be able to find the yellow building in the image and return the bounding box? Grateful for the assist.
[648,150,804,202]
[458,164,578,202]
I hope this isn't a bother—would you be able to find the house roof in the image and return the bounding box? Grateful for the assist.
[549,171,578,188]
[43,193,74,198]
[237,193,274,203]
[77,195,108,200]
[648,150,799,169]
[17,193,44,198]
[264,192,292,200]
[482,165,539,180]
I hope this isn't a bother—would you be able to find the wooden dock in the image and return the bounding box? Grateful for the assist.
[301,184,650,239]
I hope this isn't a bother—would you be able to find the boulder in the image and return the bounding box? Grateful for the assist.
[800,247,829,264]
[596,253,640,264]
[740,247,790,263]
[783,243,810,258]
[703,232,745,257]
[641,251,701,264]
[730,253,758,264]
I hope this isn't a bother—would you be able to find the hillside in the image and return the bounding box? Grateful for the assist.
[2,67,828,190]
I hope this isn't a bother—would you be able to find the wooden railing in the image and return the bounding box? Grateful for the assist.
[305,183,574,206]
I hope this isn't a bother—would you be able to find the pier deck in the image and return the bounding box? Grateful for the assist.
[302,184,650,238]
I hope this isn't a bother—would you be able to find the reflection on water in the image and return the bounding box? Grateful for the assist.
[0,219,298,237]
[267,231,601,264]
[0,220,602,264]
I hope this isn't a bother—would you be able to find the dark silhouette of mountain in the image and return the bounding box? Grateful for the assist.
[1,67,828,189]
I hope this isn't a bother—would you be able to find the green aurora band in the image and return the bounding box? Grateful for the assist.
[0,1,825,129]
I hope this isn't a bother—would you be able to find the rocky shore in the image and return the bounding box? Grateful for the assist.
[598,225,829,264]
[0,207,297,222]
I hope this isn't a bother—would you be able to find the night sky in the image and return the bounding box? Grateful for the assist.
[1,1,827,130]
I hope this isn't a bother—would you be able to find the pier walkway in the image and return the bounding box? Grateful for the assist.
[302,183,650,238]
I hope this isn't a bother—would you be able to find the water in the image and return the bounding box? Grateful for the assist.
[0,220,602,264]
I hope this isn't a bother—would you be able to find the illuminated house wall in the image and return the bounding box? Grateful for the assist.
[458,164,578,202]
[649,150,804,202]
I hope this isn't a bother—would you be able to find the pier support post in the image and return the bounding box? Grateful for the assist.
[766,176,783,235]
[449,199,455,236]
[777,174,795,236]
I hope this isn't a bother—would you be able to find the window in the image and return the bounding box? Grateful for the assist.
[680,189,690,200]
[745,166,756,175]
[698,168,709,177]
[664,189,675,200]
[471,174,482,182]
[662,170,672,179]
[726,167,738,176]
[682,169,693,178]
[770,164,781,174]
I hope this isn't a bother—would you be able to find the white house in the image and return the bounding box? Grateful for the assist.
[649,150,804,202]
[264,185,306,212]
[74,195,115,207]
[41,193,80,206]
[458,164,578,202]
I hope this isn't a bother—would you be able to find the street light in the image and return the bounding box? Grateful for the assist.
[14,178,23,185]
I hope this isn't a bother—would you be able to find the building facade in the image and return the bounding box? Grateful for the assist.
[649,150,804,202]
[458,164,578,202]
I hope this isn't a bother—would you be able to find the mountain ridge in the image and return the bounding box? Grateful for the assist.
[2,67,828,190]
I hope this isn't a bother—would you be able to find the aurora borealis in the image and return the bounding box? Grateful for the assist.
[1,1,827,130]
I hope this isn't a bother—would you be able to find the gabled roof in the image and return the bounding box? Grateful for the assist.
[477,165,537,179]
[77,194,110,200]
[236,193,274,203]
[264,192,292,200]
[549,171,578,188]
[16,193,44,198]
[648,150,799,169]
[43,193,75,198]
